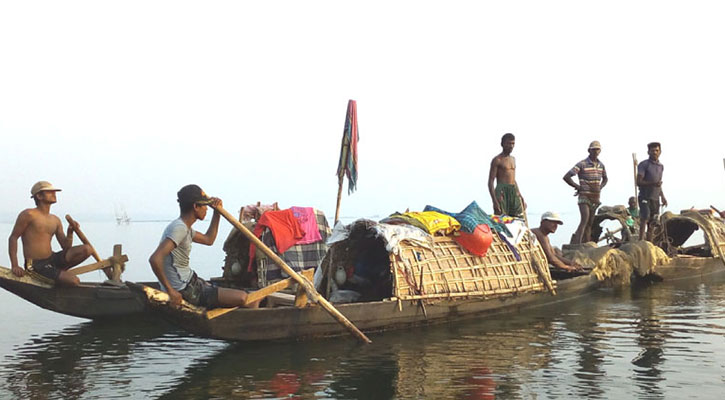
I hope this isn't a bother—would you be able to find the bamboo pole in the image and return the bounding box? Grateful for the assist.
[213,204,372,344]
[632,153,639,202]
[518,199,556,295]
[334,144,349,224]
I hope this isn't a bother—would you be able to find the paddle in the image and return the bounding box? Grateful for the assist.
[213,204,372,344]
[65,214,113,279]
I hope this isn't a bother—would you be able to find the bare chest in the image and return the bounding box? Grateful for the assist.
[26,214,58,237]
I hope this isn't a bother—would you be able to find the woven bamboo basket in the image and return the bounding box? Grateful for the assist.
[391,229,552,301]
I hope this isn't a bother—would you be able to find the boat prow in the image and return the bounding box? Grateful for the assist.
[0,265,157,320]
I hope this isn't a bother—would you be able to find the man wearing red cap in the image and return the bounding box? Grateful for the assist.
[7,181,93,286]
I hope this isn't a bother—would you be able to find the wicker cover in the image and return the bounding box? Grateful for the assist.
[391,230,552,301]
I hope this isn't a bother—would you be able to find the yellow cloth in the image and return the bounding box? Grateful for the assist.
[401,211,461,235]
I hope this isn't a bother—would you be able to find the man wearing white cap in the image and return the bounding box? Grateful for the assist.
[7,181,92,286]
[531,212,582,273]
[563,141,608,244]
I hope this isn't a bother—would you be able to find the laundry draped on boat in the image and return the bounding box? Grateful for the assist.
[248,209,304,272]
[372,223,433,255]
[257,209,332,285]
[291,206,323,244]
[424,201,512,237]
[381,211,460,235]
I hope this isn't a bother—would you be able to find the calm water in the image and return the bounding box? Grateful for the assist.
[2,222,725,399]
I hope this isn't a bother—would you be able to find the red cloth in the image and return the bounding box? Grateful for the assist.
[248,209,304,272]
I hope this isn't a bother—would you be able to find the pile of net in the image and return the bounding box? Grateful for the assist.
[563,241,670,286]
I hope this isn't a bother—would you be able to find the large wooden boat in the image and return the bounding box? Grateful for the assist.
[131,219,618,342]
[647,210,725,281]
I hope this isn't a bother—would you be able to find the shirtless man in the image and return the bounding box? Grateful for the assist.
[637,142,668,240]
[8,181,93,286]
[148,184,259,309]
[531,212,582,272]
[488,133,525,217]
[563,141,608,244]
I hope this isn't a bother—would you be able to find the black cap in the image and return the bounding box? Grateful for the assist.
[177,184,212,205]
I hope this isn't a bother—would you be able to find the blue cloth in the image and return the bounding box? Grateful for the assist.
[424,201,511,237]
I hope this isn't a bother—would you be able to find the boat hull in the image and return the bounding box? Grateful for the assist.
[134,274,599,342]
[0,266,156,320]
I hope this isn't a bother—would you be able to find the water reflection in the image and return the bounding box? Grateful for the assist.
[0,318,177,399]
[2,273,725,399]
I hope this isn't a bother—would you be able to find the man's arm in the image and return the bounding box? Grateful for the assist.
[534,229,579,272]
[55,216,74,251]
[193,198,223,246]
[563,171,580,193]
[600,168,608,190]
[660,188,667,207]
[8,212,30,277]
[149,238,182,307]
[488,157,501,214]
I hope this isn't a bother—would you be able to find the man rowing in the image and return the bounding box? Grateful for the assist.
[7,181,93,286]
[148,184,259,308]
[531,212,583,273]
[563,141,608,244]
[488,133,525,217]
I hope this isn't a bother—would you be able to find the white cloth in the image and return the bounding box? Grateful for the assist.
[373,223,433,255]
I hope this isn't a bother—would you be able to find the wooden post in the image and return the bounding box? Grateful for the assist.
[111,244,124,282]
[214,204,372,344]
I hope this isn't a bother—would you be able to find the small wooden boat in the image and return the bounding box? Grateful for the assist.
[131,219,618,342]
[646,210,725,281]
[0,245,159,320]
[0,265,159,319]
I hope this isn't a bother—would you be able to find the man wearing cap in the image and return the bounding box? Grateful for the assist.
[488,133,526,217]
[7,181,93,286]
[532,212,582,272]
[563,141,608,244]
[637,142,668,240]
[148,184,259,309]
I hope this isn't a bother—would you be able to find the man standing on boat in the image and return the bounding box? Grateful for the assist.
[563,141,608,244]
[7,181,93,286]
[531,212,582,272]
[488,133,525,217]
[637,142,668,240]
[149,184,259,309]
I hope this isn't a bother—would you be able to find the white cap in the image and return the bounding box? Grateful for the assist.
[541,211,563,225]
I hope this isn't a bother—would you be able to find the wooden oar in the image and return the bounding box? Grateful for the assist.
[66,214,112,279]
[213,204,372,344]
[65,215,101,262]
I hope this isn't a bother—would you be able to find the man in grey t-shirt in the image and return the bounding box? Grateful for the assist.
[149,184,258,309]
[637,142,668,240]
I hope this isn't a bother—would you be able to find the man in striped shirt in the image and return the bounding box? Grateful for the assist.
[563,141,608,244]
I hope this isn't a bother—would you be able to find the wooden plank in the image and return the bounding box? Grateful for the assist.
[69,255,129,276]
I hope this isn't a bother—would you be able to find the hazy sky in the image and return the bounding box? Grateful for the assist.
[1,1,724,246]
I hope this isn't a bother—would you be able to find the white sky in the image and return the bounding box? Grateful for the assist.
[1,1,724,246]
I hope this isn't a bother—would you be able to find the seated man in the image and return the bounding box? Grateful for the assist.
[531,211,582,273]
[149,184,259,308]
[7,181,93,286]
[627,196,640,219]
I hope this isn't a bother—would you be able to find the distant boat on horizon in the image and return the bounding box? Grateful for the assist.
[114,205,131,225]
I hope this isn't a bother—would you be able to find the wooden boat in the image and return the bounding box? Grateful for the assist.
[591,208,725,281]
[131,219,618,342]
[645,210,725,281]
[0,245,159,319]
[0,265,159,319]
